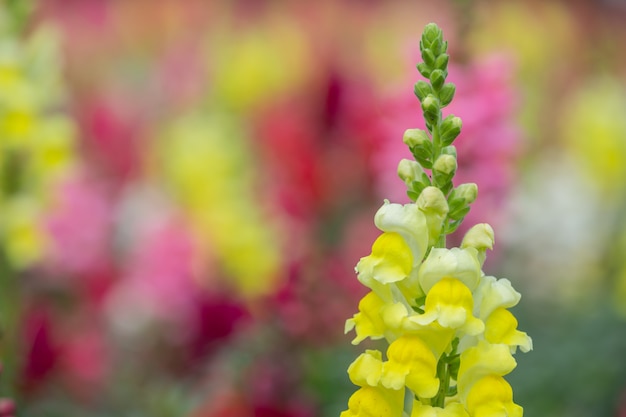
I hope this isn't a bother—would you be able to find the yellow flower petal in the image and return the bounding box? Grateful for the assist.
[457,341,517,399]
[381,335,439,398]
[356,232,413,301]
[348,350,384,387]
[340,385,405,417]
[485,308,533,353]
[411,401,469,417]
[473,276,521,320]
[465,375,523,417]
[413,278,484,336]
[345,291,387,344]
[418,248,481,294]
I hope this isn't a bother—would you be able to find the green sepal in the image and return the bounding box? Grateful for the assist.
[410,179,427,194]
[410,141,434,169]
[439,83,456,107]
[447,196,466,215]
[440,145,457,158]
[445,218,463,234]
[448,205,471,221]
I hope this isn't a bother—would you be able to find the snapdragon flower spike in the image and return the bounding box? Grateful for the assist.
[341,23,531,417]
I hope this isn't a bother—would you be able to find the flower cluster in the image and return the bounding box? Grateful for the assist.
[341,23,531,417]
[0,12,77,269]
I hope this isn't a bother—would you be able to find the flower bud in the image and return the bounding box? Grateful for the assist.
[434,53,449,71]
[440,145,457,158]
[417,186,449,216]
[440,115,462,146]
[433,154,457,175]
[451,183,478,205]
[422,23,442,46]
[421,94,440,124]
[439,83,456,107]
[417,186,448,246]
[416,62,431,79]
[461,223,494,266]
[397,159,424,184]
[403,128,429,148]
[421,48,436,68]
[414,80,432,101]
[429,69,446,91]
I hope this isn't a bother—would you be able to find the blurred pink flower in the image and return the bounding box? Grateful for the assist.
[375,53,522,244]
[45,175,113,278]
[77,94,145,182]
[106,215,199,331]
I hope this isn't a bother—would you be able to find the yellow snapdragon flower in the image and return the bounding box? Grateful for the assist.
[0,21,76,269]
[156,113,283,297]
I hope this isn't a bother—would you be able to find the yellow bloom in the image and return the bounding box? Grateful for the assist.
[357,232,413,287]
[472,276,521,321]
[381,335,440,398]
[210,16,311,111]
[413,278,484,336]
[484,308,532,353]
[340,385,405,417]
[156,114,283,297]
[411,401,469,417]
[0,25,76,269]
[374,201,429,269]
[465,375,523,417]
[348,350,384,387]
[345,291,387,344]
[1,197,47,269]
[456,341,517,400]
[418,248,482,294]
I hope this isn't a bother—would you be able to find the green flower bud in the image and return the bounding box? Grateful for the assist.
[461,223,495,266]
[403,128,429,148]
[421,48,436,68]
[439,83,456,107]
[417,186,449,246]
[417,186,449,215]
[429,69,446,91]
[434,53,449,71]
[417,62,432,78]
[421,94,440,125]
[433,154,457,175]
[462,223,495,251]
[450,183,478,205]
[397,159,424,184]
[414,80,432,101]
[440,145,457,158]
[422,23,442,46]
[440,115,462,146]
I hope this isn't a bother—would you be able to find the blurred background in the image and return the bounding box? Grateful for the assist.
[1,0,626,416]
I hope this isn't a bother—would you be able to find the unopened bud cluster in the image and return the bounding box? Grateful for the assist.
[340,23,532,417]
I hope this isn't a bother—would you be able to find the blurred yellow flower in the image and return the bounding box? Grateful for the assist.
[156,113,283,297]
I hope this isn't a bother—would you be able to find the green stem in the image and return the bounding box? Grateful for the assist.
[0,250,21,401]
[433,358,451,408]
